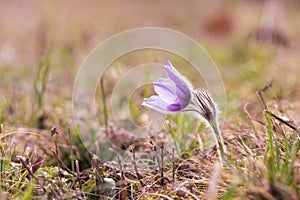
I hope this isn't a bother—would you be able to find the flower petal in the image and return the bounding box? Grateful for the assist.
[157,78,177,90]
[165,61,193,92]
[142,61,195,113]
[153,79,178,104]
[142,95,173,112]
[166,103,182,111]
[164,61,193,102]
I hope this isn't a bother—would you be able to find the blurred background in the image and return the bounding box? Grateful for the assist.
[1,0,300,129]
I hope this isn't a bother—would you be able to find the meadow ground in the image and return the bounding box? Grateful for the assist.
[0,1,299,199]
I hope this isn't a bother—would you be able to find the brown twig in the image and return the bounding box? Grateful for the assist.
[17,156,48,195]
[50,181,63,200]
[160,143,164,186]
[265,111,299,134]
[51,127,61,176]
[75,160,83,197]
[55,137,61,177]
[51,150,76,177]
[92,155,103,198]
[172,147,175,184]
[149,141,161,171]
[131,147,144,186]
[17,156,34,179]
[257,81,272,110]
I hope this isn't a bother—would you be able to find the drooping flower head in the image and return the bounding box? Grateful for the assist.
[142,61,217,125]
[187,90,218,124]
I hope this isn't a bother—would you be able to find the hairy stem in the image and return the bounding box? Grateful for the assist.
[210,121,227,165]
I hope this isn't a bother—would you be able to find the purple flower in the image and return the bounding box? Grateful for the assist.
[142,61,193,112]
[142,61,227,163]
[142,61,218,125]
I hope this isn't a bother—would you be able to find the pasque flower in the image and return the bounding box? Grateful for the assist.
[142,61,193,112]
[142,61,227,163]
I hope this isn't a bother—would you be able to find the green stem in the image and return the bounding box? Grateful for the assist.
[210,122,227,164]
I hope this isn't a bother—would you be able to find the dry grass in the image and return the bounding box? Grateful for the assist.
[0,0,300,199]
